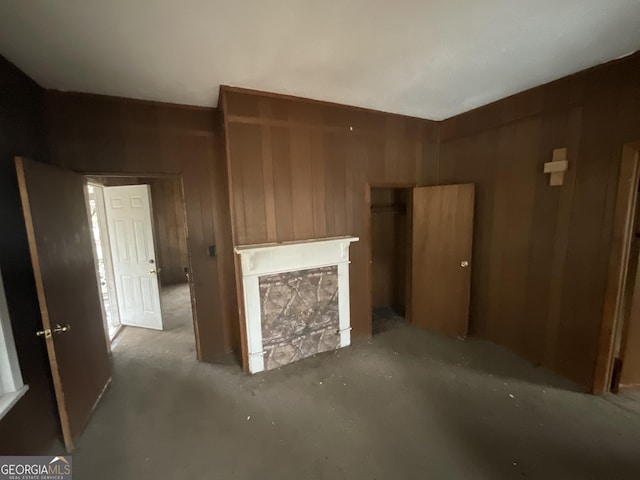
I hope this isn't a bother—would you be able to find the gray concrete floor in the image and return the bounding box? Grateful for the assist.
[72,286,640,479]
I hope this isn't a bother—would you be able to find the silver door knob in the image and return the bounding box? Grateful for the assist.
[53,324,71,334]
[460,261,469,268]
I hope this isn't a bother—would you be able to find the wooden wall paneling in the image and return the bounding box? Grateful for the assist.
[272,127,294,241]
[520,111,567,363]
[173,177,190,280]
[350,242,371,336]
[164,179,183,282]
[439,53,640,389]
[148,177,189,285]
[259,117,278,243]
[384,117,402,182]
[310,131,327,239]
[330,134,348,235]
[206,128,239,355]
[199,136,226,352]
[406,121,421,183]
[502,118,541,359]
[370,189,408,312]
[322,133,338,237]
[543,109,581,372]
[555,98,616,386]
[221,86,439,352]
[466,131,497,336]
[180,144,215,358]
[349,138,371,337]
[344,139,356,235]
[44,92,234,362]
[150,180,170,281]
[239,124,267,245]
[371,208,395,308]
[290,128,315,239]
[220,92,248,371]
[227,123,249,246]
[366,134,386,184]
[485,125,516,345]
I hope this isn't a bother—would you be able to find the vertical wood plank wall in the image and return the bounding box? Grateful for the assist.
[44,92,238,360]
[370,188,409,312]
[221,88,439,343]
[148,177,189,285]
[439,53,640,389]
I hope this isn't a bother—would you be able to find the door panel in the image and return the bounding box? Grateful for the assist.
[104,185,163,330]
[411,184,475,337]
[15,157,111,452]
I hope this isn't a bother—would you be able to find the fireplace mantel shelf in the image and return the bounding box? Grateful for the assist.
[234,235,359,254]
[234,236,359,278]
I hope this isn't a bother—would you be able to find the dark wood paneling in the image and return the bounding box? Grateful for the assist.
[148,178,189,285]
[439,52,640,390]
[0,56,59,454]
[221,87,439,367]
[44,92,238,361]
[371,189,408,312]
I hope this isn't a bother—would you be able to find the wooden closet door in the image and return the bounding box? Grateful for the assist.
[411,184,475,337]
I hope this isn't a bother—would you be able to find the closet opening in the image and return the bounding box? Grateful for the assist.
[370,187,411,335]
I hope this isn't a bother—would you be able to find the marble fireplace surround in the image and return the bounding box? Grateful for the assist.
[234,236,359,374]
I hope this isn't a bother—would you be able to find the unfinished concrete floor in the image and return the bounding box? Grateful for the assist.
[71,285,640,479]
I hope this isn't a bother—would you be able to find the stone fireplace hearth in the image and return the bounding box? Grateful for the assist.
[235,236,359,373]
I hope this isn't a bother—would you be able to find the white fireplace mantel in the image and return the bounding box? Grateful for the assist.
[234,236,359,373]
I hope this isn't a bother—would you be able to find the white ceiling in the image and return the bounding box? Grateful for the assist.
[0,0,639,120]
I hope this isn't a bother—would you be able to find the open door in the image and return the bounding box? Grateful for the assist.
[411,184,474,337]
[15,157,111,452]
[103,185,163,330]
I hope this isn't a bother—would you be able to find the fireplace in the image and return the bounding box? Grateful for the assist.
[234,236,359,373]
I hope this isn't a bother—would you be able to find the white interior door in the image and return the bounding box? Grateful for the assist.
[104,185,163,330]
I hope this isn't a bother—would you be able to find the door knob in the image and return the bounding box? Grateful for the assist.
[460,260,469,268]
[37,324,71,338]
[148,269,157,275]
[36,328,51,338]
[53,324,71,334]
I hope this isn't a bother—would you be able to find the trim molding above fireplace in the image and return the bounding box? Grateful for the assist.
[235,236,359,373]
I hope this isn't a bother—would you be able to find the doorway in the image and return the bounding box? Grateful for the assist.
[84,175,196,353]
[369,183,475,340]
[370,187,411,334]
[598,142,640,396]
